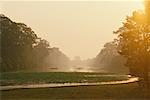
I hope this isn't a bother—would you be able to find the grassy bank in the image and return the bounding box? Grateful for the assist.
[0,72,149,99]
[1,82,149,100]
[0,72,129,86]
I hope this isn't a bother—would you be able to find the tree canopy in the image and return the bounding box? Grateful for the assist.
[114,9,150,87]
[0,14,70,72]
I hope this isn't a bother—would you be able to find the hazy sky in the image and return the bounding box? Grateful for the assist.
[0,0,144,60]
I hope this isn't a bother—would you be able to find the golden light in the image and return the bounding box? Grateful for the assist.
[134,0,144,10]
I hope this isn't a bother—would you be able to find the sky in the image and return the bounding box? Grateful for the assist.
[0,0,144,60]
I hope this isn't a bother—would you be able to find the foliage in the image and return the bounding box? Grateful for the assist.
[91,40,128,74]
[114,10,150,88]
[0,15,48,71]
[0,14,70,72]
[114,11,150,73]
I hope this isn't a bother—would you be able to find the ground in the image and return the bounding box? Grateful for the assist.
[1,82,150,100]
[1,72,149,99]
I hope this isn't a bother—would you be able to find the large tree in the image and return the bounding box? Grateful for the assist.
[0,14,50,71]
[114,10,150,88]
[0,14,71,72]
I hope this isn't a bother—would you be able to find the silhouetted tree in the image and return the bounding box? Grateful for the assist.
[0,14,50,71]
[0,14,70,72]
[114,10,150,88]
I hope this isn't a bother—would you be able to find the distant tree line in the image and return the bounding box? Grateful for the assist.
[90,40,128,74]
[45,47,70,71]
[0,14,70,72]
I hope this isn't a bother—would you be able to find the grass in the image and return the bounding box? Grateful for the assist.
[1,82,149,100]
[0,72,149,99]
[0,72,129,86]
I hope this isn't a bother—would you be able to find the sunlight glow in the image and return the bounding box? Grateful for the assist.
[0,0,145,59]
[134,0,144,10]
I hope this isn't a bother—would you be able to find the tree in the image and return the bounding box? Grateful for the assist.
[114,10,150,88]
[91,40,128,74]
[0,14,70,72]
[32,38,50,69]
[0,14,50,72]
[0,14,37,71]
